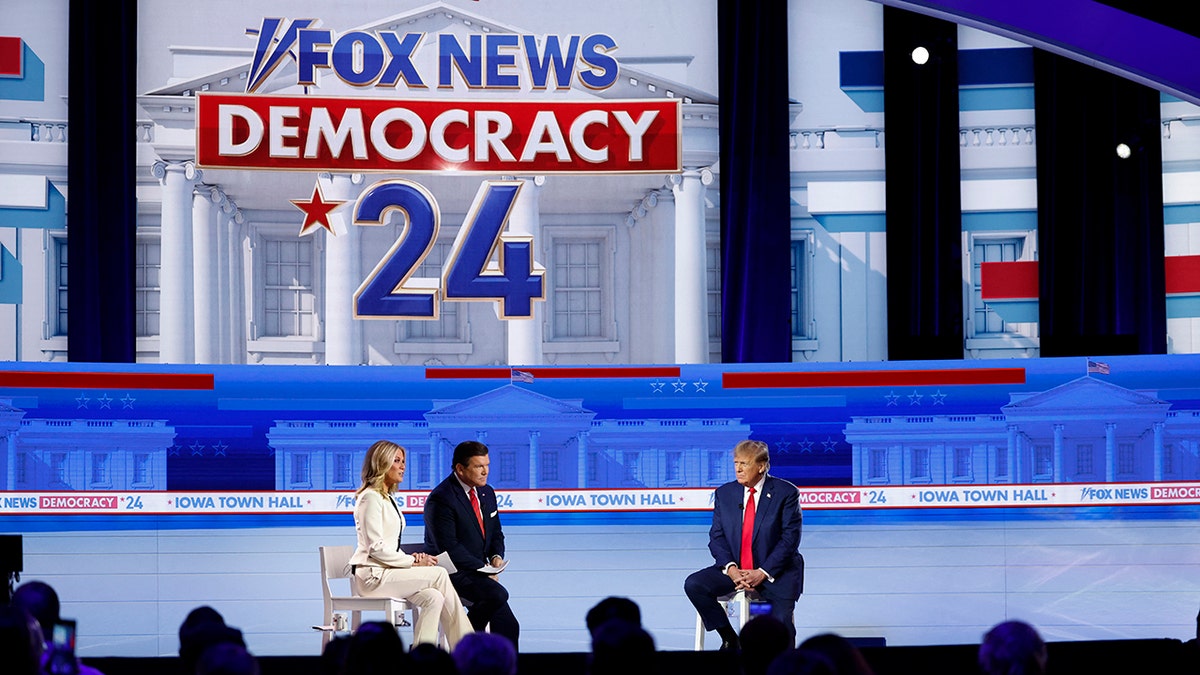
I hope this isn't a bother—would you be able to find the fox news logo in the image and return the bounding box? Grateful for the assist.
[247,18,620,93]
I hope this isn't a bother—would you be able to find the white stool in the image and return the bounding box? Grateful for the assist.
[694,589,760,650]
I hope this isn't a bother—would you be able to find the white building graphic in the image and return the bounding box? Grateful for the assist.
[268,384,751,491]
[6,1,1200,366]
[0,2,725,367]
[845,376,1200,485]
[1,400,173,491]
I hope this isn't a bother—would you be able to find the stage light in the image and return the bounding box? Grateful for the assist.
[911,46,930,65]
[1115,142,1132,159]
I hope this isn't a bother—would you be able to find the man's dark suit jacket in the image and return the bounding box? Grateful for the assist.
[710,474,804,601]
[423,474,506,573]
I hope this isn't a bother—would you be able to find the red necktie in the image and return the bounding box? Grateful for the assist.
[740,487,756,569]
[470,487,485,537]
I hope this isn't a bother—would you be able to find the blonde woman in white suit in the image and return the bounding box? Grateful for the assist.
[349,440,473,648]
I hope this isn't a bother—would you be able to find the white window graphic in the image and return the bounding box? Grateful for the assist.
[52,237,69,336]
[707,243,721,342]
[136,238,162,337]
[262,238,316,337]
[551,239,604,339]
[791,235,815,340]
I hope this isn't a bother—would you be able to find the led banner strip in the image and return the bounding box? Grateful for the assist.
[3,482,1199,516]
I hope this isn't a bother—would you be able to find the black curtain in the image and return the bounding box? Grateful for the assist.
[718,0,793,363]
[882,7,964,361]
[67,0,138,362]
[1033,51,1166,356]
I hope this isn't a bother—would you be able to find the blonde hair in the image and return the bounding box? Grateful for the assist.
[734,439,770,470]
[358,440,405,496]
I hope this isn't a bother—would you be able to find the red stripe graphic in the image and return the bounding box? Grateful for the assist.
[724,368,1025,389]
[1165,255,1200,295]
[0,372,215,390]
[0,37,22,77]
[980,261,1038,300]
[425,366,681,379]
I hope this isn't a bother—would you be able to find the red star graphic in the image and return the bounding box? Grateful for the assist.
[291,182,346,237]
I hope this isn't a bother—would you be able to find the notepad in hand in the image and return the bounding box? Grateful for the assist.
[478,559,508,574]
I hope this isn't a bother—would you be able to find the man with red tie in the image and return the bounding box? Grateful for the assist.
[685,440,804,650]
[424,440,520,649]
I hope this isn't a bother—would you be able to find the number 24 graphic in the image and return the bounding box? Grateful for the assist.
[354,180,546,320]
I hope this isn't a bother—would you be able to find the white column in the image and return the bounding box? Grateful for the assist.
[669,169,713,364]
[527,431,541,489]
[506,176,545,366]
[5,431,15,489]
[1052,424,1064,482]
[153,160,199,364]
[1004,425,1017,482]
[191,185,221,363]
[321,173,365,365]
[1105,423,1117,482]
[1013,429,1023,483]
[1152,422,1164,481]
[214,192,231,363]
[214,196,239,363]
[228,211,247,363]
[577,431,589,488]
[428,432,442,486]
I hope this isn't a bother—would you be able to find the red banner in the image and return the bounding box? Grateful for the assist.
[196,93,681,174]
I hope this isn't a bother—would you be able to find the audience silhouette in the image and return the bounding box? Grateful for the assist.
[453,632,517,675]
[195,642,260,675]
[799,633,876,675]
[766,648,837,675]
[584,596,642,636]
[11,580,105,675]
[0,604,43,675]
[410,642,459,675]
[589,615,656,675]
[340,620,408,675]
[178,606,246,675]
[978,620,1047,675]
[739,615,791,675]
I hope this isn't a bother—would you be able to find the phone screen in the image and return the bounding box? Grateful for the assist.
[47,619,79,675]
[52,619,76,652]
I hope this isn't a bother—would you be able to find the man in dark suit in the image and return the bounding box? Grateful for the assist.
[423,440,520,649]
[684,440,804,650]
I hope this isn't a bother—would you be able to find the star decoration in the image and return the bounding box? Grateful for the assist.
[189,441,206,457]
[821,437,838,453]
[907,390,923,406]
[212,441,228,457]
[168,444,182,457]
[650,380,665,393]
[692,377,708,393]
[120,394,137,409]
[76,394,90,409]
[930,390,947,405]
[776,440,792,454]
[671,380,687,393]
[885,391,900,406]
[291,182,346,237]
[799,439,814,453]
[97,393,113,409]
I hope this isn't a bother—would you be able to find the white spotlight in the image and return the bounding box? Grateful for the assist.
[911,46,930,65]
[1115,143,1132,159]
